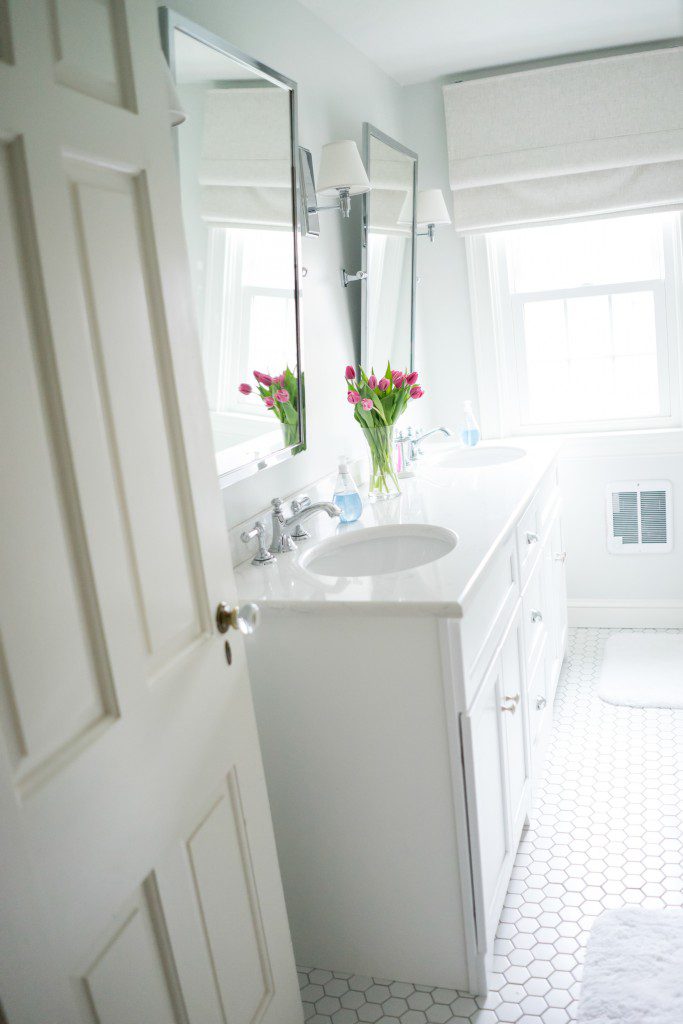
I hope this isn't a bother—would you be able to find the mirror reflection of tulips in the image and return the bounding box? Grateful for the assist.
[238,367,301,448]
[345,363,424,501]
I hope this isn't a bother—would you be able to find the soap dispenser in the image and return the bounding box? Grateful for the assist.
[332,457,363,523]
[461,400,481,447]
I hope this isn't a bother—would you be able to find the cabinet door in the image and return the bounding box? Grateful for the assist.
[500,618,531,846]
[461,655,510,952]
[543,513,568,700]
[551,516,568,665]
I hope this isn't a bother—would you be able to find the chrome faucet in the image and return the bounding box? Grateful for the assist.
[416,425,452,447]
[396,425,452,464]
[268,496,341,554]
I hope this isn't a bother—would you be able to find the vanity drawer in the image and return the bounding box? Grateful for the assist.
[461,536,518,686]
[516,499,541,585]
[522,561,547,672]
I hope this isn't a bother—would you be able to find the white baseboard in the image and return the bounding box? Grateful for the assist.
[568,599,683,628]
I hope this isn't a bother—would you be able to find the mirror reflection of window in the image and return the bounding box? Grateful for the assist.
[365,133,416,373]
[172,29,301,479]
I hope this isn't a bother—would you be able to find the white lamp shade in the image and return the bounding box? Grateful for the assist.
[161,51,186,126]
[416,188,451,226]
[317,140,370,196]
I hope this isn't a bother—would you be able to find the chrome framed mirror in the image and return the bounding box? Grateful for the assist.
[361,124,418,374]
[160,9,305,488]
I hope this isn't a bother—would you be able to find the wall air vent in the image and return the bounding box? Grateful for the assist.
[607,481,672,554]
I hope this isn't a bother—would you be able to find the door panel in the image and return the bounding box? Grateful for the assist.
[79,881,186,1024]
[0,139,118,788]
[48,0,136,109]
[0,3,301,1021]
[66,156,202,666]
[186,771,274,1024]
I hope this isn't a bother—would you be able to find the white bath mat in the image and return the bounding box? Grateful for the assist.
[598,632,683,708]
[578,907,683,1024]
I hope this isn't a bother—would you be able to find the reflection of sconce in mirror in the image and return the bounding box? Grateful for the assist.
[300,141,371,237]
[416,189,451,242]
[162,51,187,126]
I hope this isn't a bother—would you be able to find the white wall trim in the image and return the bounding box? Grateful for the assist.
[568,599,683,628]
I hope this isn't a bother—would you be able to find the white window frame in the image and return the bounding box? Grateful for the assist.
[466,212,683,438]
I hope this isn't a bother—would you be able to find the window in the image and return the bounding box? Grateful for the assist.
[470,212,682,435]
[202,226,296,418]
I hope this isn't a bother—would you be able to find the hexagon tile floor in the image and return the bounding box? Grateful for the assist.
[297,627,683,1024]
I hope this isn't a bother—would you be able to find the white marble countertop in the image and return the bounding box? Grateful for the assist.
[233,438,561,618]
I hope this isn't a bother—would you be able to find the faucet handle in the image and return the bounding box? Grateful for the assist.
[290,494,312,540]
[240,520,275,566]
[290,494,311,515]
[271,497,285,516]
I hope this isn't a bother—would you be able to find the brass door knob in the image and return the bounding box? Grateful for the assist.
[216,602,261,636]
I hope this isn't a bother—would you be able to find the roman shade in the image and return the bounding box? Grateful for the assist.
[199,86,293,228]
[443,46,683,232]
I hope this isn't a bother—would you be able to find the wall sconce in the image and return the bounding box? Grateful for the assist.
[416,189,451,241]
[300,141,370,237]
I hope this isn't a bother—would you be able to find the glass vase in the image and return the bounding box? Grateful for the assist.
[362,425,400,501]
[281,420,299,448]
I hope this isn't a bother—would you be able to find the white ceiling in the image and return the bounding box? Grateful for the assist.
[297,0,683,85]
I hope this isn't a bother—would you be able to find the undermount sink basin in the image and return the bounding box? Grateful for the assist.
[300,524,457,578]
[424,445,526,469]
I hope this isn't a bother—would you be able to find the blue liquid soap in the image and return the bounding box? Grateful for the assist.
[461,427,481,447]
[333,491,364,523]
[461,400,481,448]
[332,458,363,523]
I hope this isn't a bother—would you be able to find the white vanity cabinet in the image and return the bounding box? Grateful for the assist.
[243,456,567,996]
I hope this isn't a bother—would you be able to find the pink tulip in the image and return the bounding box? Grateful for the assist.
[274,373,286,385]
[367,374,378,389]
[410,385,424,399]
[392,370,405,387]
[361,398,373,411]
[264,396,274,408]
[345,365,356,381]
[275,388,290,403]
[238,383,252,395]
[347,390,361,405]
[406,371,418,386]
[254,371,273,386]
[378,377,390,392]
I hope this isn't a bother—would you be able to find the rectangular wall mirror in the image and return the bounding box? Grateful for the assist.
[361,124,417,373]
[160,9,305,487]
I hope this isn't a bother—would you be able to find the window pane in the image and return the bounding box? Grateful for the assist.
[527,361,570,423]
[504,212,669,292]
[566,295,611,358]
[522,300,567,362]
[613,355,660,416]
[611,291,657,356]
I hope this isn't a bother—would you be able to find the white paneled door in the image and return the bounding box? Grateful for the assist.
[0,3,302,1022]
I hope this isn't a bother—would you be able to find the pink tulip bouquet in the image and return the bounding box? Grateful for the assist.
[238,367,301,448]
[345,362,424,499]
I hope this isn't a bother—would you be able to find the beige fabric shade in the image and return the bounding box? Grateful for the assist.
[443,46,683,232]
[199,86,294,228]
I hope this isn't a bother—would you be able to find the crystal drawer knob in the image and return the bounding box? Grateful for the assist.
[526,531,539,545]
[531,609,543,624]
[216,602,261,636]
[536,695,547,711]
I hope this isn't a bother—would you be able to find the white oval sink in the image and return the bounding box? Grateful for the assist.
[300,524,457,578]
[425,445,526,469]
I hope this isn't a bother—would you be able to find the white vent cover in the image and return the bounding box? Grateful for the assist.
[606,480,672,554]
